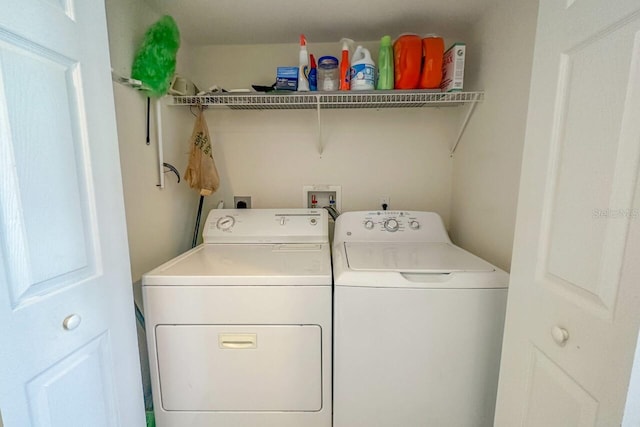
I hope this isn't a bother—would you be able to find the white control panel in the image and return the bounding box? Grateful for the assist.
[334,211,451,243]
[203,209,328,244]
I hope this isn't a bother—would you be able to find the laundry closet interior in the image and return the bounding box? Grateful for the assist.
[107,0,537,281]
[106,0,537,424]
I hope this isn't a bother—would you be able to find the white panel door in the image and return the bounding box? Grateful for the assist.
[495,0,640,426]
[0,0,144,426]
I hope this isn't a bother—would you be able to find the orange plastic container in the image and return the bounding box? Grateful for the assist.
[393,34,422,89]
[419,36,444,89]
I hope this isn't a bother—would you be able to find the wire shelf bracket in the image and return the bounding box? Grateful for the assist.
[450,92,482,156]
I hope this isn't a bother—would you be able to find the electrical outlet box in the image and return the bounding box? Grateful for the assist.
[234,196,252,209]
[303,185,341,212]
[380,196,390,210]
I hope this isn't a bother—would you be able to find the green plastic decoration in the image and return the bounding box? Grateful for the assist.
[131,15,180,97]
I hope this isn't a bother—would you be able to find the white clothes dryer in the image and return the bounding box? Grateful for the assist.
[332,211,509,427]
[143,209,332,427]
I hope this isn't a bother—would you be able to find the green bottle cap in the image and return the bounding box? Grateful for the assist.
[381,35,392,46]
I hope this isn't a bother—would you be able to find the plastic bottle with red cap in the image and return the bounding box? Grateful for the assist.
[298,34,310,92]
[339,38,353,91]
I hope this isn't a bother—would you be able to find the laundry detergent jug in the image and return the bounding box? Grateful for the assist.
[419,35,444,89]
[350,46,376,90]
[393,34,422,89]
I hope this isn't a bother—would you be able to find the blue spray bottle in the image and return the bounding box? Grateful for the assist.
[308,54,318,91]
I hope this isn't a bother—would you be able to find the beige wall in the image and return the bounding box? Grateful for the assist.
[112,89,199,281]
[198,107,457,218]
[449,0,539,271]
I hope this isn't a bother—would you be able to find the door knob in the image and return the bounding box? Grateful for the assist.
[63,314,82,330]
[551,326,569,345]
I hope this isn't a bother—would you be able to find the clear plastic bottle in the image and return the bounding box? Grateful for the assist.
[376,35,394,90]
[317,56,339,91]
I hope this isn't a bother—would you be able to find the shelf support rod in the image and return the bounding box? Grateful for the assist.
[155,97,165,189]
[450,92,481,156]
[316,95,323,156]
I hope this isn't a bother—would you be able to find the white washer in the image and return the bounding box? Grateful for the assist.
[332,211,509,427]
[143,209,332,427]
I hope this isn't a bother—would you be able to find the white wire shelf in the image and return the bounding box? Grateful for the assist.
[171,90,484,110]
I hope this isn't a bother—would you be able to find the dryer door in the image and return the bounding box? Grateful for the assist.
[155,324,322,411]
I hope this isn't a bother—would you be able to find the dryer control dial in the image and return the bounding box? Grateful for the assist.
[409,220,420,230]
[364,220,374,230]
[216,215,236,231]
[384,218,399,232]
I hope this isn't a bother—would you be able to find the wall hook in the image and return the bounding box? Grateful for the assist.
[163,162,180,183]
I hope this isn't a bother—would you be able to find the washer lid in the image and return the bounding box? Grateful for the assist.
[143,243,331,286]
[344,242,495,273]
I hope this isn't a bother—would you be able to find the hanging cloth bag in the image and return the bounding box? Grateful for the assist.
[184,108,220,196]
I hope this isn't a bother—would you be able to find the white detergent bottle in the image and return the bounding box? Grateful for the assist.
[297,34,310,92]
[350,46,376,90]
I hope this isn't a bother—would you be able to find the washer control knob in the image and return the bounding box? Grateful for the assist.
[216,215,235,231]
[384,218,399,232]
[310,218,317,226]
[364,220,374,230]
[409,220,420,230]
